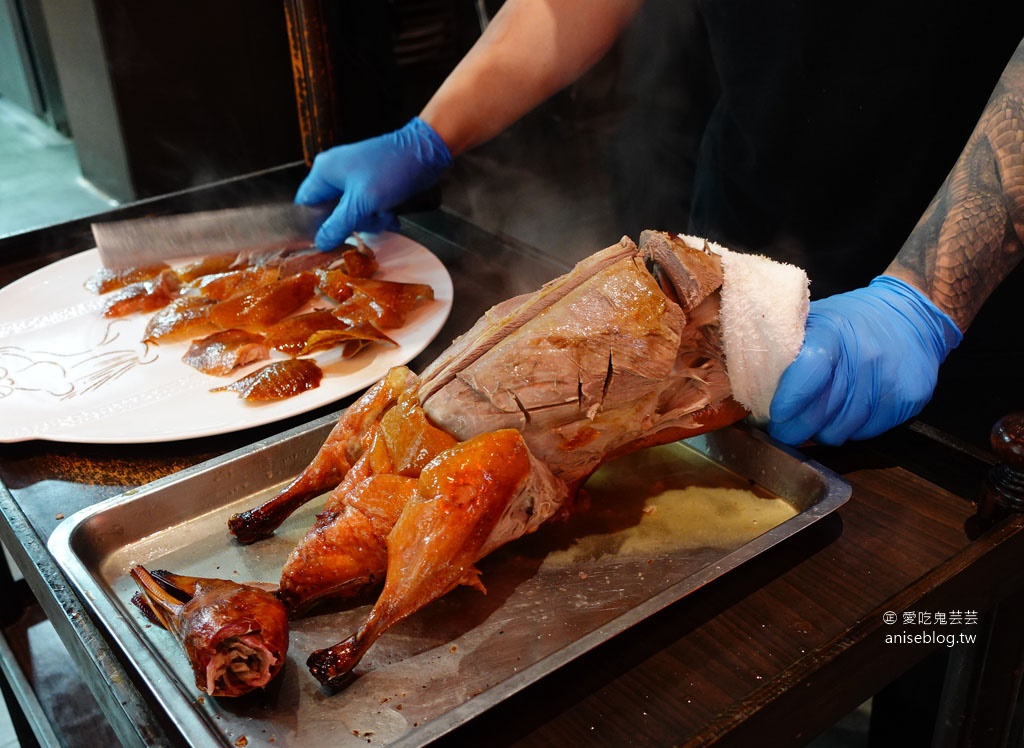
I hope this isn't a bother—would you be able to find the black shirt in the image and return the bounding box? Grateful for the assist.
[613,0,1024,297]
[690,0,1024,297]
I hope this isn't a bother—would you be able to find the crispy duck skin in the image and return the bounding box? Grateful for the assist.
[243,241,379,278]
[143,295,218,344]
[264,311,395,357]
[340,278,434,329]
[274,245,351,277]
[174,253,238,282]
[338,243,379,278]
[298,322,396,357]
[85,262,171,294]
[187,267,280,302]
[316,270,435,329]
[264,310,355,356]
[337,235,380,276]
[101,270,181,318]
[129,567,289,698]
[208,272,316,329]
[306,428,566,687]
[276,392,458,613]
[183,328,269,376]
[211,359,323,401]
[227,365,419,543]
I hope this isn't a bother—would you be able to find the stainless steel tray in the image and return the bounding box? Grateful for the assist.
[49,416,850,747]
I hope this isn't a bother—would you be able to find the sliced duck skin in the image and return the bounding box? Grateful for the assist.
[208,272,316,328]
[143,296,218,344]
[182,329,269,376]
[211,359,323,401]
[85,262,171,295]
[101,270,181,318]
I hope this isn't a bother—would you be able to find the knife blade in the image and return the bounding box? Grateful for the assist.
[92,202,332,268]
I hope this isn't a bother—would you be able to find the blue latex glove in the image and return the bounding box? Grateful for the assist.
[768,275,963,446]
[295,117,452,250]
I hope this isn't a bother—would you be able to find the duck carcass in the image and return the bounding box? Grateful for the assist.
[229,230,808,688]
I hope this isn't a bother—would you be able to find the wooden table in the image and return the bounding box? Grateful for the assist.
[2,167,1022,747]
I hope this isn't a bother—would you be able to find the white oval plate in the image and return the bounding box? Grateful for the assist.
[0,232,452,443]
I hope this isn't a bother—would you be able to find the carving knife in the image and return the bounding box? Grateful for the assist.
[91,202,333,268]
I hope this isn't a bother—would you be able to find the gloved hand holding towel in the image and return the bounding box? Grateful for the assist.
[686,237,960,447]
[768,276,962,446]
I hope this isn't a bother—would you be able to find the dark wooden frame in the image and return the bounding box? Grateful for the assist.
[283,0,338,166]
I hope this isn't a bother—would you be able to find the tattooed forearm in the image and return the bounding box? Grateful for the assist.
[886,37,1024,331]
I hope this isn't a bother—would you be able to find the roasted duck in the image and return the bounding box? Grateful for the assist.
[174,253,238,282]
[275,388,459,614]
[230,230,768,688]
[129,567,289,698]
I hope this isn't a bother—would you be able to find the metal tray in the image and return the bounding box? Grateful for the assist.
[49,416,850,747]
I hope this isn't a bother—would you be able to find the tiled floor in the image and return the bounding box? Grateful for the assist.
[0,655,15,748]
[0,97,118,240]
[0,704,16,748]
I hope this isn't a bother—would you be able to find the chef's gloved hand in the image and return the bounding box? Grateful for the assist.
[295,117,453,250]
[768,275,963,446]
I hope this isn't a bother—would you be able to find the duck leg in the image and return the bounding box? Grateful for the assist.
[129,567,289,697]
[228,365,418,542]
[306,429,567,688]
[277,392,458,614]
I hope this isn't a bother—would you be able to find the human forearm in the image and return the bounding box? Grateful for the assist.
[885,37,1024,331]
[291,0,640,249]
[419,0,642,156]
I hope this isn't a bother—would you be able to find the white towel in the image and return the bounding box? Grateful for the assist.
[679,235,810,424]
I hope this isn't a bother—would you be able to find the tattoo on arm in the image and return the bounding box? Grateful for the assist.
[886,37,1024,331]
